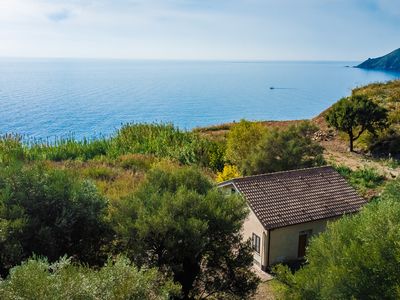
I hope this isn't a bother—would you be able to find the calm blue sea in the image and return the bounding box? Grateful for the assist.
[0,59,399,140]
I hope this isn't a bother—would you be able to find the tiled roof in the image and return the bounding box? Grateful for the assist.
[219,166,367,230]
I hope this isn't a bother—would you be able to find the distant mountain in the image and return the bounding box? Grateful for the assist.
[357,48,400,71]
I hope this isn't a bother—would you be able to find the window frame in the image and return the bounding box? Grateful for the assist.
[252,233,261,254]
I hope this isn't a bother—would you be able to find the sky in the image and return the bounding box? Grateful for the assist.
[0,0,399,61]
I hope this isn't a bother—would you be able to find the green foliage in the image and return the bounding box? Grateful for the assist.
[243,121,324,175]
[0,256,180,300]
[335,165,385,195]
[1,124,225,171]
[350,80,400,156]
[109,123,224,171]
[325,95,388,151]
[117,154,156,172]
[0,135,25,164]
[82,165,118,180]
[275,179,400,299]
[113,166,259,299]
[225,120,267,171]
[0,163,111,276]
[27,137,110,161]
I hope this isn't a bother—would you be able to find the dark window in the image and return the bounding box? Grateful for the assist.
[252,233,261,254]
[298,230,312,258]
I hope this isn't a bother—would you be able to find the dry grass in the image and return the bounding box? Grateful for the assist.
[253,280,284,300]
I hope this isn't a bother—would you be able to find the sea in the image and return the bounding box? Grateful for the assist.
[0,59,399,140]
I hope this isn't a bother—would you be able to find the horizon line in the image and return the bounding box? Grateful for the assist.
[0,56,362,63]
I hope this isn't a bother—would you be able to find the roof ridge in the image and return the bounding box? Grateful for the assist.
[230,165,334,182]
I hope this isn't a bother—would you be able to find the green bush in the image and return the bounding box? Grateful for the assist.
[225,119,267,171]
[335,165,385,194]
[0,163,111,276]
[243,121,324,175]
[274,179,400,299]
[113,166,259,299]
[0,256,180,300]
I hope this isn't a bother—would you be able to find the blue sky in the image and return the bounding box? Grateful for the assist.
[0,0,399,60]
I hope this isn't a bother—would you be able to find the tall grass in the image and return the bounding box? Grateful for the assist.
[109,123,224,169]
[27,137,110,161]
[0,123,225,171]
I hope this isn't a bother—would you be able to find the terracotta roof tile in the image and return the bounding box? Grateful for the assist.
[219,166,367,229]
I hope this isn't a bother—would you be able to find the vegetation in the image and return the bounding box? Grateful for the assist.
[1,80,400,299]
[110,123,224,171]
[0,163,111,276]
[351,80,400,157]
[335,165,386,196]
[242,122,324,175]
[325,95,388,152]
[357,48,400,71]
[0,256,179,300]
[113,166,259,299]
[216,165,241,182]
[274,179,400,299]
[225,120,266,172]
[2,123,225,172]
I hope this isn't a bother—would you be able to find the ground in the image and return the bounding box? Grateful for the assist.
[253,281,277,300]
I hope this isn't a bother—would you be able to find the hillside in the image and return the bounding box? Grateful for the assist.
[357,48,400,71]
[198,80,400,185]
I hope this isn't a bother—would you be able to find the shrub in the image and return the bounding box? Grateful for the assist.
[0,163,111,276]
[82,165,118,180]
[243,121,324,175]
[216,165,241,182]
[225,120,267,171]
[0,256,180,300]
[113,166,259,299]
[274,179,400,299]
[335,165,385,195]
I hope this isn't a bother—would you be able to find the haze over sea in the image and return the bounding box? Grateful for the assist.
[0,59,399,140]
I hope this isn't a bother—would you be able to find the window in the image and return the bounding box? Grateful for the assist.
[298,230,312,258]
[252,233,261,254]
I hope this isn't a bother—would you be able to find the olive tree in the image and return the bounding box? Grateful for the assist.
[325,95,388,152]
[113,166,259,299]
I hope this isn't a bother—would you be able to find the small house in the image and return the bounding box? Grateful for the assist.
[218,166,367,270]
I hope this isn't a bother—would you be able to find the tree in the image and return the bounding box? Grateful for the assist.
[242,122,324,175]
[0,256,180,299]
[225,120,267,172]
[275,179,400,299]
[113,166,259,300]
[0,163,111,276]
[325,95,388,152]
